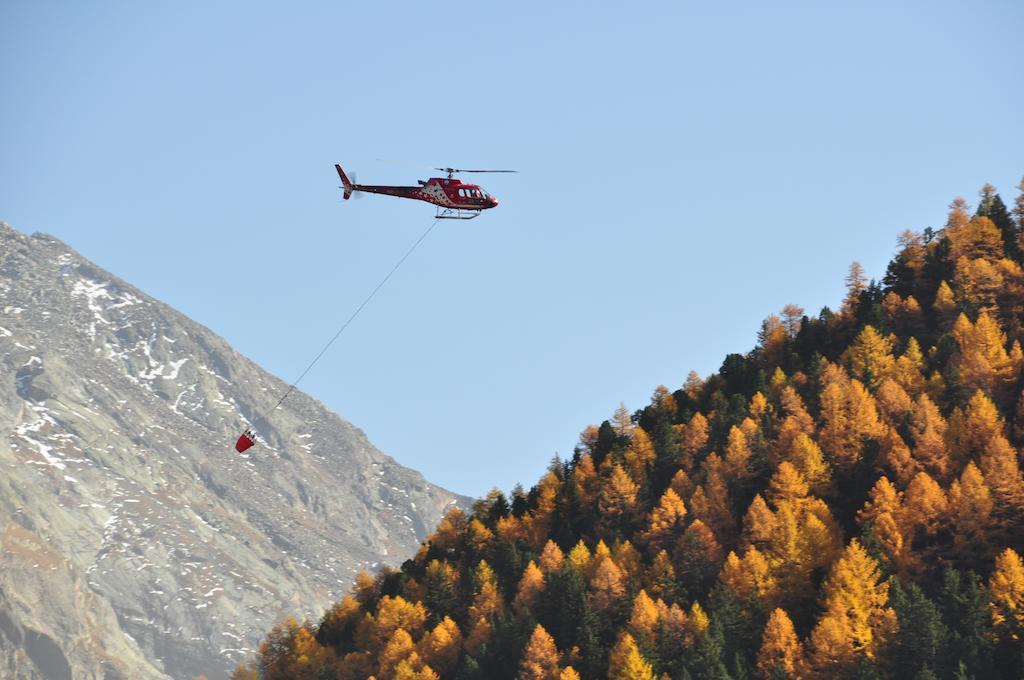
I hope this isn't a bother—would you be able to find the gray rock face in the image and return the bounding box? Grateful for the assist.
[0,222,468,679]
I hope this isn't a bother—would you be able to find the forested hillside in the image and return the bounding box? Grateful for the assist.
[236,181,1024,679]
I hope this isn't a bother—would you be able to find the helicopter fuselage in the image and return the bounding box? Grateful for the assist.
[350,176,498,211]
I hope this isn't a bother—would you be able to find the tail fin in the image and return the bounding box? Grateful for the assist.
[335,164,354,200]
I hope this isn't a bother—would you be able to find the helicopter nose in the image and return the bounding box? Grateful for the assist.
[489,197,499,207]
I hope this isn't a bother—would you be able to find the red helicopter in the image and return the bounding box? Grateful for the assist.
[334,164,515,220]
[231,164,516,453]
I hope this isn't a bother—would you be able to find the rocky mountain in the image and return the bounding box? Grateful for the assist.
[0,222,468,679]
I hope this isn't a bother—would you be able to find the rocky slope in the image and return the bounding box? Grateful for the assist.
[0,222,468,679]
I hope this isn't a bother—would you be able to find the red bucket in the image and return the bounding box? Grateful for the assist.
[235,433,255,453]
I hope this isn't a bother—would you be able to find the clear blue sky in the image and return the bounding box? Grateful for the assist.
[3,1,1022,498]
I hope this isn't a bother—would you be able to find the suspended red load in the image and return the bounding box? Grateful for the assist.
[235,430,255,453]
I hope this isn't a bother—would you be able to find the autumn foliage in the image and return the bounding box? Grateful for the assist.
[239,183,1024,679]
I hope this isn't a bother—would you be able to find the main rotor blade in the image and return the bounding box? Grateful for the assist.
[434,168,518,174]
[380,159,518,175]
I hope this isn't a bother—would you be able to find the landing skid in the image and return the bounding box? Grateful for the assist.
[436,207,481,220]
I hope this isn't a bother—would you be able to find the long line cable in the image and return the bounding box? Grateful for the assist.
[269,217,440,413]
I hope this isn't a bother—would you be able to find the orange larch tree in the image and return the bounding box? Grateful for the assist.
[626,589,661,655]
[979,435,1024,543]
[756,608,804,680]
[724,425,753,480]
[573,452,600,507]
[519,624,561,680]
[766,461,809,508]
[678,411,709,468]
[818,366,883,472]
[525,471,561,549]
[354,570,380,605]
[893,337,926,396]
[465,561,504,655]
[741,494,777,552]
[877,424,920,486]
[909,394,950,480]
[759,314,791,368]
[567,540,592,575]
[948,461,995,568]
[945,200,1004,263]
[676,519,724,595]
[429,507,466,556]
[857,476,907,569]
[467,518,495,555]
[946,389,1005,464]
[874,378,913,426]
[900,471,949,575]
[639,487,688,551]
[806,540,897,675]
[538,539,566,574]
[378,628,415,679]
[843,325,896,389]
[645,549,677,602]
[624,426,656,483]
[765,484,842,612]
[599,463,639,533]
[613,540,643,588]
[774,386,816,463]
[954,256,1004,316]
[690,455,736,542]
[416,616,462,677]
[607,632,656,680]
[988,548,1024,638]
[750,390,771,421]
[901,471,949,538]
[392,655,440,680]
[720,546,776,608]
[950,313,1016,402]
[371,596,428,654]
[933,280,959,330]
[668,469,694,500]
[612,403,635,437]
[589,556,628,616]
[842,261,868,316]
[513,561,546,618]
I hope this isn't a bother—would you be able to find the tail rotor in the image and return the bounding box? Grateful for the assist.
[334,164,359,200]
